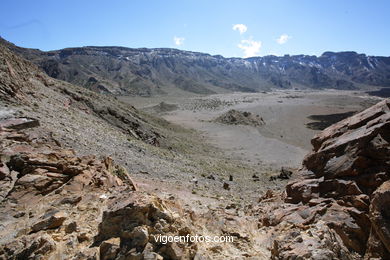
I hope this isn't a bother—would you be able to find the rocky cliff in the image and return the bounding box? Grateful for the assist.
[261,99,390,259]
[2,37,390,96]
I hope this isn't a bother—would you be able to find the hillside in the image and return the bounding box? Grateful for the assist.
[0,37,280,259]
[2,37,390,96]
[1,35,390,259]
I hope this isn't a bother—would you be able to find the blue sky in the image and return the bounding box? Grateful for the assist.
[1,0,389,58]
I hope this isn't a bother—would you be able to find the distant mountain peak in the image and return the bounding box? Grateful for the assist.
[2,37,390,96]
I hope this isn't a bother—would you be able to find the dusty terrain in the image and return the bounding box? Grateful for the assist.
[0,42,279,259]
[1,39,389,259]
[121,90,379,170]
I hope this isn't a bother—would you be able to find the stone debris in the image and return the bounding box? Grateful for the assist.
[213,109,265,127]
[260,99,390,259]
[269,167,293,181]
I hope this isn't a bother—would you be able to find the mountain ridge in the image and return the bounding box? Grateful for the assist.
[2,36,390,96]
[3,36,389,59]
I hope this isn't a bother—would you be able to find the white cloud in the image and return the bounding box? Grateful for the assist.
[173,36,185,46]
[232,24,247,34]
[276,34,291,44]
[237,39,262,58]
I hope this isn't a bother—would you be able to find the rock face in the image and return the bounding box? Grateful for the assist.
[1,122,136,204]
[261,99,390,259]
[94,193,198,260]
[368,180,390,258]
[213,109,265,127]
[0,43,46,100]
[2,37,390,96]
[0,118,205,259]
[0,118,137,259]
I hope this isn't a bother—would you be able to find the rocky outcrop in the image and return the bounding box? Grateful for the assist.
[94,193,198,260]
[213,109,265,127]
[261,99,390,259]
[0,43,46,101]
[366,180,390,258]
[1,121,136,205]
[0,118,138,259]
[0,118,211,259]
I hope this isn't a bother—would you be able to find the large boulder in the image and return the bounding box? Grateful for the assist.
[94,192,195,260]
[366,180,390,259]
[264,99,390,259]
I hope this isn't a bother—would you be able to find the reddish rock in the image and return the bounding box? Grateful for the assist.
[366,180,390,258]
[31,211,68,233]
[285,178,320,203]
[268,99,390,258]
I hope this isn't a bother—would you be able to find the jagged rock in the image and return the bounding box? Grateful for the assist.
[270,221,353,260]
[125,248,143,260]
[92,192,199,259]
[143,243,163,260]
[4,142,135,202]
[65,221,78,234]
[72,248,99,260]
[31,210,68,233]
[94,193,173,244]
[77,232,91,243]
[264,99,390,259]
[122,225,149,251]
[305,99,390,182]
[0,114,140,259]
[159,242,186,260]
[0,233,56,259]
[285,177,320,203]
[0,43,40,100]
[366,180,390,259]
[100,237,120,260]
